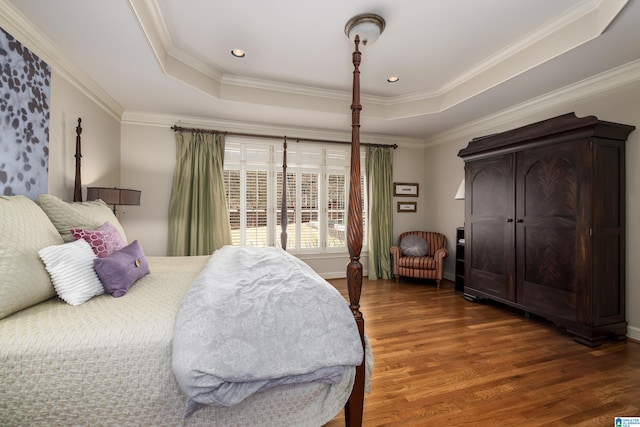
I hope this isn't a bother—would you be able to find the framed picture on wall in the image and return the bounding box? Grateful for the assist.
[0,27,51,199]
[397,201,417,212]
[393,182,419,197]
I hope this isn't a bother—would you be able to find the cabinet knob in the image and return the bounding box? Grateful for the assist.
[506,218,514,222]
[516,219,524,223]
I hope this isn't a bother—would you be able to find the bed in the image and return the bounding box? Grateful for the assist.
[0,197,366,425]
[0,35,371,426]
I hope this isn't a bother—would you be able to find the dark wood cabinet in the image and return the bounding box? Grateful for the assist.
[458,113,635,347]
[462,153,514,300]
[455,227,465,292]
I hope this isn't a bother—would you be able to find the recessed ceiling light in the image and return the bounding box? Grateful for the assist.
[387,76,399,83]
[230,49,246,58]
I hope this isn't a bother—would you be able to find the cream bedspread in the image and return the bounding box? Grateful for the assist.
[0,255,363,427]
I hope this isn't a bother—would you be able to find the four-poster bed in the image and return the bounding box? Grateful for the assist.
[1,14,381,427]
[167,32,374,425]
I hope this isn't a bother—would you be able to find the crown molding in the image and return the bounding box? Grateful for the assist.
[423,57,640,148]
[439,0,602,94]
[127,0,170,72]
[130,0,628,119]
[3,0,632,140]
[0,0,123,120]
[120,57,640,150]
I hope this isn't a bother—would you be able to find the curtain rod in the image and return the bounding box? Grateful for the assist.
[170,125,398,149]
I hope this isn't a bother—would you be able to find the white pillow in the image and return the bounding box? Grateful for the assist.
[38,239,105,306]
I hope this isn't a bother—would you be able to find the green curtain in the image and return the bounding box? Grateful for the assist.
[367,146,394,280]
[168,132,232,256]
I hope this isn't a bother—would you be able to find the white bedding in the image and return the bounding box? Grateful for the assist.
[173,246,363,415]
[0,255,365,427]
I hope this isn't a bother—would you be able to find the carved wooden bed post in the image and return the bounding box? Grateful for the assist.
[73,118,83,202]
[344,34,366,427]
[280,137,288,250]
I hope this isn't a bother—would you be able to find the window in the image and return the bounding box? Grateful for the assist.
[327,173,346,248]
[223,138,367,254]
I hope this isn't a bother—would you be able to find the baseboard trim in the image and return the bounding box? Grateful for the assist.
[627,325,640,342]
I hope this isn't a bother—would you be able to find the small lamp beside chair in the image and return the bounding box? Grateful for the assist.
[454,179,465,200]
[86,187,141,215]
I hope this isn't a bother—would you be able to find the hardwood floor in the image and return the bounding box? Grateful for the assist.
[324,278,640,427]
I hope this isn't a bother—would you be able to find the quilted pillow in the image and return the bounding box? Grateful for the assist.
[400,234,429,257]
[38,239,105,306]
[94,240,150,298]
[36,194,127,243]
[70,222,127,258]
[0,196,64,319]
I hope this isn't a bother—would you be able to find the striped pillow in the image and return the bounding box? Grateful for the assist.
[38,239,105,306]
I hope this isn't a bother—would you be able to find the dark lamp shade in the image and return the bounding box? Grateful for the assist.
[86,187,141,206]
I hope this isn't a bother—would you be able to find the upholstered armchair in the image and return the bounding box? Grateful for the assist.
[390,231,448,288]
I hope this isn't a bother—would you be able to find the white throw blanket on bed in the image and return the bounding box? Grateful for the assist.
[172,246,364,417]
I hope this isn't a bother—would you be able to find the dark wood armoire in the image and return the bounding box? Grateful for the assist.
[458,112,635,347]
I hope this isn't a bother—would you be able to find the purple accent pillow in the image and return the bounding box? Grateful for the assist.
[93,240,150,297]
[70,221,126,258]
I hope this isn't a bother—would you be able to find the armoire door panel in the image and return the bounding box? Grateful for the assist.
[522,225,576,293]
[516,141,586,316]
[470,166,509,217]
[590,140,625,326]
[468,269,510,300]
[594,233,622,319]
[468,222,512,300]
[522,155,577,218]
[466,154,514,300]
[594,143,622,228]
[470,223,507,276]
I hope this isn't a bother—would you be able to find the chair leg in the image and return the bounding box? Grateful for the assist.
[436,279,441,289]
[394,274,399,283]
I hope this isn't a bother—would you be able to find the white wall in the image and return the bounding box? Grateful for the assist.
[48,71,121,200]
[424,78,640,341]
[390,146,429,244]
[119,124,175,254]
[421,139,467,272]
